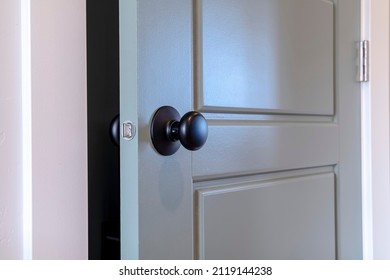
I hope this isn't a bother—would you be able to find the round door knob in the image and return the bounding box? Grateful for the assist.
[109,114,120,147]
[150,106,208,156]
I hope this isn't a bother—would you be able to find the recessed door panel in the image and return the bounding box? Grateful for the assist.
[193,122,338,180]
[196,173,336,259]
[195,0,334,115]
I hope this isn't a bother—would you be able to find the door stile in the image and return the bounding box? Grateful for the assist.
[119,0,139,260]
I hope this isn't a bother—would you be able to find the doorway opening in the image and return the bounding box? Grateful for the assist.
[87,0,120,260]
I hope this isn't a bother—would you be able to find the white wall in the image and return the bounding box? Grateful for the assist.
[30,0,88,259]
[0,0,24,260]
[0,0,87,259]
[368,0,390,260]
[1,0,390,260]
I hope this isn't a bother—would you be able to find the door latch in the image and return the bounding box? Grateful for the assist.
[122,121,136,141]
[110,115,136,146]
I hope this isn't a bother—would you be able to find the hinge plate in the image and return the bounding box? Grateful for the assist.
[357,40,369,82]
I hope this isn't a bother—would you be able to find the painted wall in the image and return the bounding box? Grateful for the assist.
[31,0,88,259]
[0,0,87,259]
[0,0,24,260]
[369,0,390,260]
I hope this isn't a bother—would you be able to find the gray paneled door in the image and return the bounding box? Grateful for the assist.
[120,0,362,259]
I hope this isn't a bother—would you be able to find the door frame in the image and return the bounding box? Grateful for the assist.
[5,0,88,259]
[361,0,390,260]
[119,0,390,260]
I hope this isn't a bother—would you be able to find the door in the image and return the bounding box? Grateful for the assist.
[120,0,362,259]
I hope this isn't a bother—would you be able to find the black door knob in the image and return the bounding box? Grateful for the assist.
[150,106,208,156]
[109,114,120,147]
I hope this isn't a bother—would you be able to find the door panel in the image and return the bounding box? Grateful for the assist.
[120,0,362,259]
[195,0,334,115]
[192,0,338,259]
[196,172,335,259]
[193,122,338,179]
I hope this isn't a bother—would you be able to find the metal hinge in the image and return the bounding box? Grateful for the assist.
[357,40,369,82]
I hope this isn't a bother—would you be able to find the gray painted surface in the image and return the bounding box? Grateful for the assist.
[193,123,338,180]
[120,0,139,260]
[335,0,363,259]
[137,0,194,260]
[196,0,334,115]
[197,173,336,259]
[121,0,362,259]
